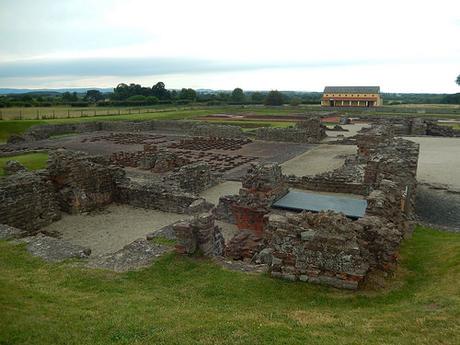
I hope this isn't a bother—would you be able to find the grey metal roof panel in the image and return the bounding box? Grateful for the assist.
[323,86,380,94]
[272,191,367,219]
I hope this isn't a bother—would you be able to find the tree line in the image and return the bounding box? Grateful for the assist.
[1,75,459,108]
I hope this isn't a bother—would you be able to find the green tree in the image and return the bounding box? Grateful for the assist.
[113,83,130,100]
[289,97,302,106]
[231,88,245,102]
[179,88,197,100]
[127,95,146,101]
[62,92,78,103]
[84,90,104,102]
[146,96,159,104]
[251,92,264,103]
[264,90,284,106]
[456,74,460,86]
[152,82,171,100]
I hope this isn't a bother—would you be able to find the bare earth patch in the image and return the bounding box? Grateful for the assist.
[281,144,357,176]
[43,204,189,255]
[404,137,460,189]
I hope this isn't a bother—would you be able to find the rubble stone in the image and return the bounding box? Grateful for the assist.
[173,213,224,256]
[4,160,27,175]
[21,234,91,262]
[0,224,28,240]
[87,239,170,272]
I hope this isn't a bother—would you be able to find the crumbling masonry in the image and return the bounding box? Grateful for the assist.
[215,124,419,289]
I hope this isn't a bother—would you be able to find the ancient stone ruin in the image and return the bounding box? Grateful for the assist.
[211,124,419,289]
[0,117,423,290]
[255,117,326,143]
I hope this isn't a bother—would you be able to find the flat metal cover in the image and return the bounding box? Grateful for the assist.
[272,191,367,219]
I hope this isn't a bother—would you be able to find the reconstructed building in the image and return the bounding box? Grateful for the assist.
[322,86,382,107]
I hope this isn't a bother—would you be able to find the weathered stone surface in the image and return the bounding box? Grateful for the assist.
[0,224,28,240]
[224,230,264,260]
[255,117,326,143]
[6,134,27,144]
[253,247,274,265]
[117,180,212,214]
[0,171,61,232]
[264,211,369,290]
[18,120,246,144]
[230,163,287,234]
[146,222,179,241]
[171,162,217,194]
[4,160,27,175]
[21,234,91,262]
[48,149,125,214]
[173,213,224,256]
[87,239,170,272]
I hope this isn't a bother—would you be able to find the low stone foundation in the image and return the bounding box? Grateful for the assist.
[11,120,246,144]
[48,150,125,213]
[0,171,60,232]
[265,211,402,289]
[173,213,225,256]
[255,117,326,143]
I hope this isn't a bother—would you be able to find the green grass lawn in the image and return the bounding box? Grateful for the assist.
[1,104,460,143]
[0,107,299,142]
[0,226,458,345]
[0,152,48,176]
[0,120,46,142]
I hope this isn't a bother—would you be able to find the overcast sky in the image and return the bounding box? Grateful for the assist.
[0,0,459,92]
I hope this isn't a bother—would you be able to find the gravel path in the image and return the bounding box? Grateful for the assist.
[281,144,357,177]
[200,181,241,205]
[415,185,460,232]
[43,204,189,255]
[404,137,460,189]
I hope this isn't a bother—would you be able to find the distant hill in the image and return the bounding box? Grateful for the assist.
[0,88,113,95]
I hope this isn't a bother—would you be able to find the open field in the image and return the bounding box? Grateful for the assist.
[1,103,460,121]
[2,103,460,143]
[0,152,48,175]
[0,226,459,345]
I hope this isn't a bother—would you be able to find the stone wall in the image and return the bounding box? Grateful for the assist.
[426,121,460,137]
[255,117,326,143]
[286,156,368,195]
[0,171,60,232]
[265,211,403,289]
[170,162,217,194]
[173,213,224,256]
[16,120,246,143]
[230,164,288,233]
[116,180,212,214]
[47,150,125,213]
[111,148,189,173]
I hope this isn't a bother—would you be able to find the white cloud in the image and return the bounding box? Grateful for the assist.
[0,0,459,91]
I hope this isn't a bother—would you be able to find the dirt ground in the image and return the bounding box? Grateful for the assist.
[324,123,369,140]
[200,181,242,205]
[281,144,357,176]
[44,204,189,255]
[401,136,460,231]
[416,185,460,232]
[404,137,460,189]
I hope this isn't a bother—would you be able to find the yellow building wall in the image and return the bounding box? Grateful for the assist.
[322,93,382,107]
